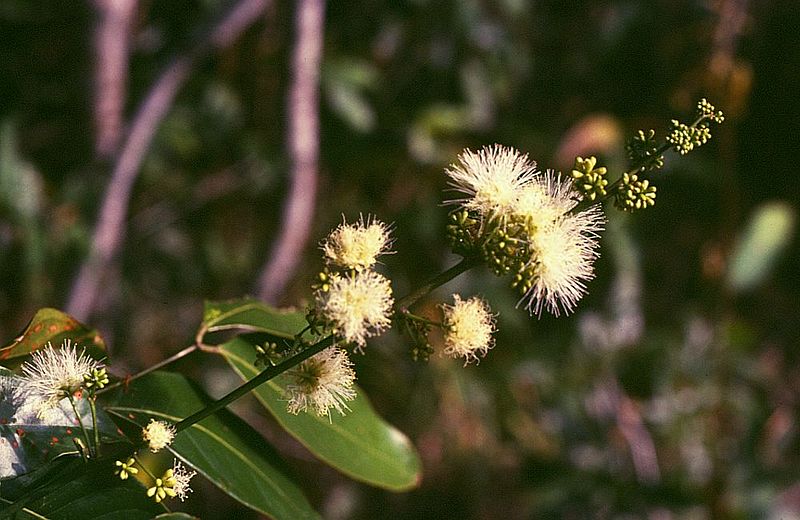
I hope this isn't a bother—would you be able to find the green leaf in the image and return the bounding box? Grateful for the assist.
[153,514,199,520]
[105,372,319,520]
[201,299,307,341]
[0,308,106,364]
[220,336,422,491]
[0,458,165,519]
[727,201,796,292]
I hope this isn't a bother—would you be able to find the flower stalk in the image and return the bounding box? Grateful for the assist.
[174,334,336,432]
[394,256,480,311]
[67,393,94,458]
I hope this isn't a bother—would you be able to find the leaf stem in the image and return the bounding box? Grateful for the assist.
[174,334,336,432]
[400,309,442,328]
[89,397,100,456]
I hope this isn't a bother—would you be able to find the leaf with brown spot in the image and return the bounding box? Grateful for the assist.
[0,308,106,365]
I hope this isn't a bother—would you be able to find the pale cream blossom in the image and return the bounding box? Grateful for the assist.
[142,419,176,453]
[522,203,604,316]
[441,295,496,364]
[445,144,538,216]
[322,215,393,271]
[285,347,357,418]
[20,340,103,413]
[170,459,196,502]
[315,270,394,349]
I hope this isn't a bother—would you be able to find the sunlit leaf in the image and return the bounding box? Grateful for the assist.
[105,371,319,520]
[201,299,307,342]
[220,336,422,491]
[0,308,106,364]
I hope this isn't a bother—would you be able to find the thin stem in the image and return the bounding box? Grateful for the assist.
[98,344,198,394]
[400,310,442,328]
[67,394,94,458]
[89,397,100,456]
[174,335,336,432]
[394,256,480,311]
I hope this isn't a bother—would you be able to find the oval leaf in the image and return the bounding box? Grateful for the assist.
[727,201,796,292]
[105,371,319,520]
[202,299,308,342]
[0,308,106,363]
[220,336,422,491]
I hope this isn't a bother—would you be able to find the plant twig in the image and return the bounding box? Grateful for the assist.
[67,0,270,320]
[256,0,325,304]
[97,344,199,394]
[174,334,335,432]
[394,256,480,311]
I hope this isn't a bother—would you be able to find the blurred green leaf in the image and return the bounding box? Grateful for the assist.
[323,57,378,132]
[727,201,796,292]
[0,308,106,364]
[105,371,319,520]
[0,119,42,221]
[220,336,422,491]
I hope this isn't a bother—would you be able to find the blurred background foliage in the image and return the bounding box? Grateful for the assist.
[1,0,800,518]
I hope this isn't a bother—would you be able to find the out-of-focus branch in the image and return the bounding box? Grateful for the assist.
[616,394,660,484]
[256,0,325,303]
[93,0,138,159]
[67,0,269,320]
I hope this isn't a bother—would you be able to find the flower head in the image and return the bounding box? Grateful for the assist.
[445,144,538,216]
[322,215,393,271]
[20,340,103,412]
[170,459,196,502]
[142,419,176,453]
[285,347,357,418]
[315,270,394,349]
[147,461,195,503]
[513,170,578,226]
[147,462,195,503]
[115,458,138,480]
[441,295,496,365]
[518,204,604,316]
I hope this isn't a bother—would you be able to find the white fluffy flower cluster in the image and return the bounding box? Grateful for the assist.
[446,145,605,316]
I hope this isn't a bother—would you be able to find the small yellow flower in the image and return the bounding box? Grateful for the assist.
[146,461,196,502]
[441,295,497,365]
[147,470,177,502]
[142,419,176,453]
[114,458,138,480]
[83,367,109,390]
[322,215,393,271]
